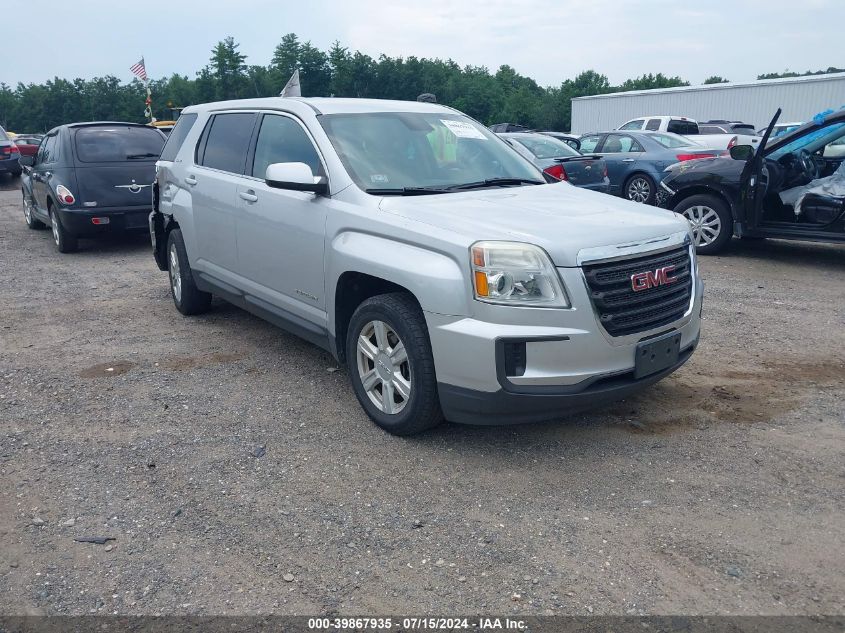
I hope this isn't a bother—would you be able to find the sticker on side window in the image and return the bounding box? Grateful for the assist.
[441,120,487,140]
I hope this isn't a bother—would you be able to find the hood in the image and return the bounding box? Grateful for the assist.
[664,155,744,179]
[379,182,689,267]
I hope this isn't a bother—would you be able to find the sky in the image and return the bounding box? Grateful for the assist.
[5,0,844,88]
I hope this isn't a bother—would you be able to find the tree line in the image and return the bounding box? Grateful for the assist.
[0,34,841,133]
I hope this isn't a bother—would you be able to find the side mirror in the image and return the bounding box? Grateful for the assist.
[729,145,754,161]
[265,162,327,195]
[19,155,35,167]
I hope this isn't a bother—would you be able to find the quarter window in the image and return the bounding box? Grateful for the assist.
[199,113,256,174]
[645,119,661,131]
[251,115,322,179]
[160,113,198,162]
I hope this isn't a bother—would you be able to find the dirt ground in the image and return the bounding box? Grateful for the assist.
[0,175,843,617]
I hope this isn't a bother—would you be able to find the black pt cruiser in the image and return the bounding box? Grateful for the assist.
[20,122,165,253]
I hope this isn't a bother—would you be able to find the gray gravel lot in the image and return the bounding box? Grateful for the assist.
[0,176,843,617]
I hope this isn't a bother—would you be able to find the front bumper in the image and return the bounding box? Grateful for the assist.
[426,248,703,425]
[57,207,152,237]
[438,335,697,424]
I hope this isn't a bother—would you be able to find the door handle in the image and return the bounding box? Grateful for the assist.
[43,171,53,178]
[621,158,635,163]
[184,175,197,186]
[239,190,258,203]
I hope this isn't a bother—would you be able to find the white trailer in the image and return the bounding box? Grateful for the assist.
[570,72,845,134]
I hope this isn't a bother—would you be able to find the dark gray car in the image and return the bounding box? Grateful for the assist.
[500,132,610,192]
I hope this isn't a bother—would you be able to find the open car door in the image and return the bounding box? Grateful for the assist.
[745,109,781,231]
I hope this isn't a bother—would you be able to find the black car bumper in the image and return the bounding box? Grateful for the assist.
[57,207,151,237]
[0,156,21,173]
[437,336,698,425]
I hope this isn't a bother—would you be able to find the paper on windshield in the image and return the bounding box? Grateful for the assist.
[441,120,487,140]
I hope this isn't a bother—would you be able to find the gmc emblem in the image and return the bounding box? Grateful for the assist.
[631,265,677,292]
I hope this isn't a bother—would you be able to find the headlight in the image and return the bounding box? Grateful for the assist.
[470,241,569,307]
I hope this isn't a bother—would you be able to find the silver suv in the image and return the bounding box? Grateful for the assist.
[150,97,702,435]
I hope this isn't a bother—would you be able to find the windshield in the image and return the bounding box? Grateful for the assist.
[650,132,700,149]
[319,112,543,193]
[511,135,580,158]
[769,122,845,159]
[74,126,165,162]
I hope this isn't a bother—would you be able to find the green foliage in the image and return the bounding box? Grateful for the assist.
[1,33,841,134]
[703,76,729,84]
[757,67,844,80]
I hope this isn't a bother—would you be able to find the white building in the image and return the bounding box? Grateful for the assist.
[570,72,845,134]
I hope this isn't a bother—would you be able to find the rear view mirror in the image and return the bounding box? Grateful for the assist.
[729,145,754,161]
[265,162,327,194]
[19,155,35,167]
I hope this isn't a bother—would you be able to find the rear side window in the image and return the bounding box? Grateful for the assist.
[74,126,165,162]
[251,115,322,178]
[38,134,58,163]
[199,113,256,174]
[667,120,699,135]
[159,114,197,162]
[645,119,661,131]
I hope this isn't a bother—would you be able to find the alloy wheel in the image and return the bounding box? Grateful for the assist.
[627,177,651,203]
[23,194,33,224]
[356,320,411,415]
[683,205,722,247]
[169,243,182,303]
[50,212,60,245]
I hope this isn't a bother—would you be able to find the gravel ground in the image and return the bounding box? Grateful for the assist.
[0,175,843,617]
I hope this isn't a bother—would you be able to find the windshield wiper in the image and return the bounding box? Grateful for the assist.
[365,186,453,196]
[447,177,545,191]
[126,152,159,159]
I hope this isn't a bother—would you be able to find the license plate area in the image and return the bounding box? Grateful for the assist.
[634,331,682,379]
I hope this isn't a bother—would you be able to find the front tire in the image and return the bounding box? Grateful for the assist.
[624,173,656,205]
[346,293,443,436]
[23,190,45,229]
[166,229,212,316]
[49,205,78,253]
[673,194,732,255]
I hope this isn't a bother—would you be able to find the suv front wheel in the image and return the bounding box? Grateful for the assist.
[346,293,443,436]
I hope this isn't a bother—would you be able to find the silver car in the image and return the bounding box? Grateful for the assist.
[151,98,702,435]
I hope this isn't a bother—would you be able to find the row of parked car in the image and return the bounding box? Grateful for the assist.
[11,97,845,435]
[490,110,845,253]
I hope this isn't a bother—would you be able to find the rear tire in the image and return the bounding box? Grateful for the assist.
[49,204,78,253]
[673,194,732,255]
[624,173,656,205]
[346,293,443,436]
[23,190,45,229]
[166,229,212,316]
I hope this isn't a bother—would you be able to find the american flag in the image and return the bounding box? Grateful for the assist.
[129,58,148,81]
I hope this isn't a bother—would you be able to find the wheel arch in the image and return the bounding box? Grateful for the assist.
[328,232,469,363]
[333,272,420,363]
[669,185,738,220]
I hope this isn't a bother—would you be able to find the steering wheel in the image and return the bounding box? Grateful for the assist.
[797,149,819,182]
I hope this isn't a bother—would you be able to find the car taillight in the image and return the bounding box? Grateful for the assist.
[676,153,716,162]
[56,185,76,205]
[727,135,738,150]
[543,164,567,181]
